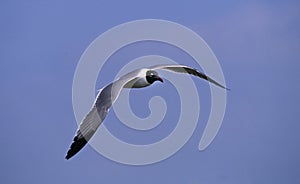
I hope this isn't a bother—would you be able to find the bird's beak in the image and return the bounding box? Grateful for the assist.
[156,76,164,83]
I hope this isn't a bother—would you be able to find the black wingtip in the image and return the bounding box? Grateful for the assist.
[65,153,73,160]
[65,134,89,160]
[65,149,75,160]
[211,82,230,91]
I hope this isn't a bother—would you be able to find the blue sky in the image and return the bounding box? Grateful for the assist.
[1,0,300,183]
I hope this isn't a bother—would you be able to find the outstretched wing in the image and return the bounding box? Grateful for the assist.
[65,69,145,160]
[149,64,229,90]
[65,105,101,160]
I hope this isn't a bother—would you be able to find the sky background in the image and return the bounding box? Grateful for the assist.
[1,0,300,183]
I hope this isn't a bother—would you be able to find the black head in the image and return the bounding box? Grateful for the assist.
[146,70,163,84]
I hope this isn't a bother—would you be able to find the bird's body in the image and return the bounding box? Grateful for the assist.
[65,64,228,159]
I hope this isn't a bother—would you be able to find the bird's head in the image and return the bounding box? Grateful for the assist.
[146,70,164,84]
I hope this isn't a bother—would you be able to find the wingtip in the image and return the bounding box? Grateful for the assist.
[65,152,72,160]
[65,149,74,160]
[225,86,231,91]
[65,144,82,160]
[65,132,90,160]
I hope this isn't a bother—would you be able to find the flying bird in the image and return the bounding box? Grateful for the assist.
[65,64,228,159]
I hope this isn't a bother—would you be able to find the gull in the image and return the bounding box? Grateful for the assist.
[65,64,228,159]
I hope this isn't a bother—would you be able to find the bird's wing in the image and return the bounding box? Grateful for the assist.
[65,69,145,159]
[65,105,100,160]
[149,64,229,90]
